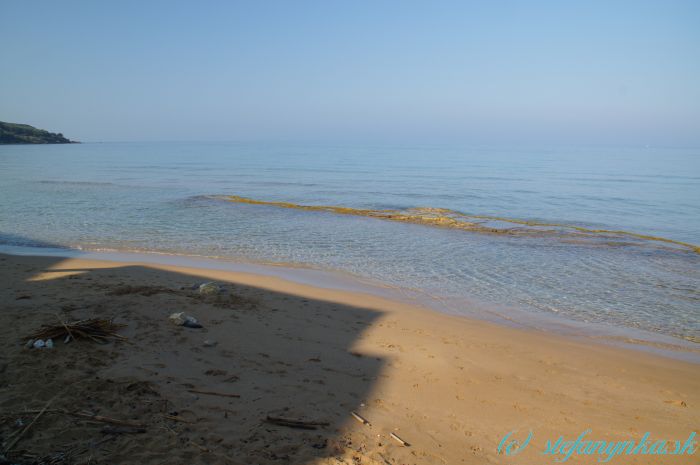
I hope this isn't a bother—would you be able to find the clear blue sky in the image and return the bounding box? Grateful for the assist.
[1,0,698,145]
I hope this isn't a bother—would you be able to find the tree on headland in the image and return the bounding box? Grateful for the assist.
[0,121,78,144]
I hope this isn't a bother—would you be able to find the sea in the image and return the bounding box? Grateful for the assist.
[1,142,698,352]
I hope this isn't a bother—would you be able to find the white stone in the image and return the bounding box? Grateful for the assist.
[168,312,187,326]
[198,282,220,295]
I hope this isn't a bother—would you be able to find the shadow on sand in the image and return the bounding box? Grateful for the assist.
[0,247,388,465]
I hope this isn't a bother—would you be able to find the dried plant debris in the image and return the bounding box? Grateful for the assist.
[0,378,168,465]
[106,285,175,297]
[264,416,330,430]
[27,318,126,345]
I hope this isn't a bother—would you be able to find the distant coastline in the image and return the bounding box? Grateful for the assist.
[0,121,78,144]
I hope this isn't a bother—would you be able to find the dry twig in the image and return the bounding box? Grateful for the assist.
[351,411,371,426]
[390,432,410,447]
[13,409,145,428]
[101,426,146,435]
[264,416,329,430]
[187,389,240,398]
[66,411,144,428]
[3,395,57,452]
[28,318,126,343]
[163,414,194,424]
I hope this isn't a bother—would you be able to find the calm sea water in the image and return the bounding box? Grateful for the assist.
[1,142,698,343]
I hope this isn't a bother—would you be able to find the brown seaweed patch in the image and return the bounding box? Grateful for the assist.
[215,195,700,255]
[107,285,175,296]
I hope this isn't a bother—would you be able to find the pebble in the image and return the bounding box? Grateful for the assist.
[198,282,221,295]
[168,312,187,326]
[169,312,203,329]
[203,340,218,347]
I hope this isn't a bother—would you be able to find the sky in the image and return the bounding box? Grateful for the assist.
[1,0,699,145]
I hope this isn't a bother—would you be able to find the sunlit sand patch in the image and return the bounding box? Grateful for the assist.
[210,195,700,254]
[27,258,111,281]
[27,269,88,281]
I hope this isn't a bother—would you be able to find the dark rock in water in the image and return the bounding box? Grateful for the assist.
[0,121,78,144]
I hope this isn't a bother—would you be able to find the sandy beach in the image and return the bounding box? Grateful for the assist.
[0,252,698,465]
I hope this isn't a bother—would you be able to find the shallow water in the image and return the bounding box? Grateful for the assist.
[1,142,698,342]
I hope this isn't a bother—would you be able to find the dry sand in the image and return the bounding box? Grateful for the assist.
[0,253,698,464]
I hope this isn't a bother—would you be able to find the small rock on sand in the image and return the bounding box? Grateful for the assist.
[169,312,188,326]
[198,282,221,295]
[169,312,203,329]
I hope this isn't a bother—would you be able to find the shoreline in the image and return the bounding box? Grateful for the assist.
[2,244,698,363]
[1,252,698,464]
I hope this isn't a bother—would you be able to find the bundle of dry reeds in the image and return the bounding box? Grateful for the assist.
[28,317,126,344]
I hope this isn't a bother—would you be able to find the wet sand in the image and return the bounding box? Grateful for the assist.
[1,253,698,464]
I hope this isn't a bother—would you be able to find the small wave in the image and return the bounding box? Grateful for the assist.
[207,195,700,255]
[37,180,115,186]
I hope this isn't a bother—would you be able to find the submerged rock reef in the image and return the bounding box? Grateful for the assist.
[212,194,700,255]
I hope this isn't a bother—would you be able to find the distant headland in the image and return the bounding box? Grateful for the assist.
[0,121,78,144]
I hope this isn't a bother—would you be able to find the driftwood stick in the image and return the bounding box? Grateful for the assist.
[101,426,146,435]
[187,389,240,398]
[65,411,145,428]
[351,411,370,426]
[4,396,55,452]
[264,416,329,430]
[163,414,194,424]
[266,419,316,430]
[266,416,329,426]
[390,432,410,446]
